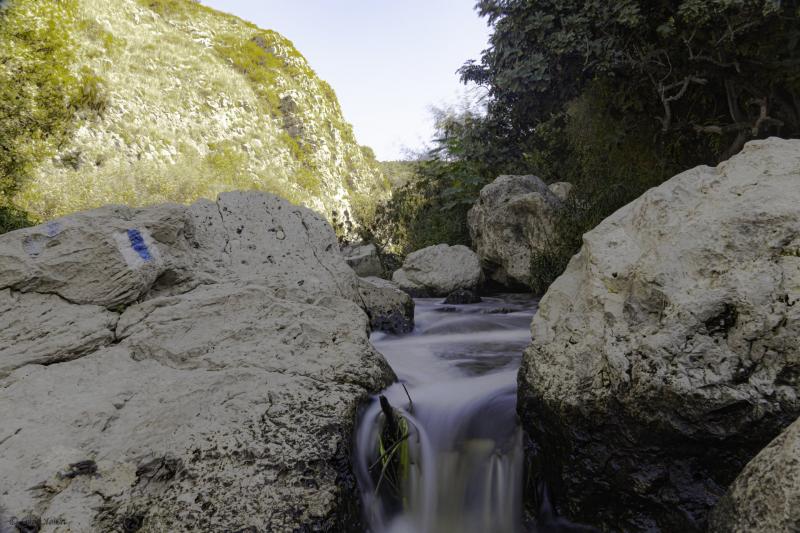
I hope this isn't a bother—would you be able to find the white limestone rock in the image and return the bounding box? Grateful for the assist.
[709,415,800,533]
[0,290,118,378]
[341,243,384,278]
[548,181,574,202]
[0,191,394,532]
[391,244,482,297]
[0,204,186,308]
[518,138,800,531]
[467,175,566,289]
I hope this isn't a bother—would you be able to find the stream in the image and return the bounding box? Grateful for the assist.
[354,294,538,533]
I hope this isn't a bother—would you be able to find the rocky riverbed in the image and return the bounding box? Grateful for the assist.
[0,139,798,532]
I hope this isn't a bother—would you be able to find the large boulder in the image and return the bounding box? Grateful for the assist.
[391,244,482,297]
[467,175,566,289]
[341,243,384,277]
[0,191,394,532]
[357,277,414,334]
[709,415,800,533]
[518,138,800,531]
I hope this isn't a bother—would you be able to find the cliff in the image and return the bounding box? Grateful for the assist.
[0,0,388,235]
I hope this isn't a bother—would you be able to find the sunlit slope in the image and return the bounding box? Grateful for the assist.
[1,0,387,233]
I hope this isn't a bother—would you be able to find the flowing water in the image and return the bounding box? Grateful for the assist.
[355,294,538,533]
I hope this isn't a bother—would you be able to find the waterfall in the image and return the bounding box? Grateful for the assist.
[354,295,537,533]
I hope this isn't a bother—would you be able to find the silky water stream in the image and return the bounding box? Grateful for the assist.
[354,294,537,533]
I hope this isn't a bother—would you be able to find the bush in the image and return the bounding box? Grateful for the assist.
[367,161,474,255]
[0,0,80,201]
[0,204,32,234]
[0,0,111,232]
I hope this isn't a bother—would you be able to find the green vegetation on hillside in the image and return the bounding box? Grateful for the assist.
[0,0,386,237]
[371,0,800,290]
[0,0,109,231]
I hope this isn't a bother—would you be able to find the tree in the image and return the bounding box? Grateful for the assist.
[452,0,800,289]
[461,0,799,163]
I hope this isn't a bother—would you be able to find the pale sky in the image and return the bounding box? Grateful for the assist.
[200,1,491,160]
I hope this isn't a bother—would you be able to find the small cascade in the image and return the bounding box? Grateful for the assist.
[354,295,537,533]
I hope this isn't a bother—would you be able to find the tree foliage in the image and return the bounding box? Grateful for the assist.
[364,105,491,255]
[374,0,799,288]
[455,0,799,289]
[461,0,800,161]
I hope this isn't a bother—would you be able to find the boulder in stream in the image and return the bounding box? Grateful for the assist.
[518,138,800,531]
[467,175,567,289]
[709,415,800,533]
[0,191,394,531]
[341,242,384,277]
[392,244,482,297]
[443,288,482,305]
[358,276,415,334]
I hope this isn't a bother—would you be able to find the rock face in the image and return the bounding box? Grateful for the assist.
[342,243,384,278]
[518,139,800,531]
[2,0,388,234]
[357,277,414,334]
[709,415,800,533]
[392,244,482,297]
[0,191,394,532]
[467,175,566,289]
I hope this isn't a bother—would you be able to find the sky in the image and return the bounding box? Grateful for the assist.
[200,1,492,160]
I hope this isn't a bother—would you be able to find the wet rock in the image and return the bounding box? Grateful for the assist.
[709,415,800,533]
[443,289,482,305]
[357,277,414,334]
[518,138,800,531]
[0,191,394,532]
[392,244,482,297]
[468,175,566,290]
[341,243,384,278]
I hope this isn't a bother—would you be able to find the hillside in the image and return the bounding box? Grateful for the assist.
[0,0,388,235]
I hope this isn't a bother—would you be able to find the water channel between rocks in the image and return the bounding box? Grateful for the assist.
[355,294,538,533]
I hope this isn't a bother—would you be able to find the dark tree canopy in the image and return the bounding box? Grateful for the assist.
[460,0,800,164]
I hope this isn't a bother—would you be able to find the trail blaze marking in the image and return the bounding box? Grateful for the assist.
[127,229,152,262]
[113,228,159,269]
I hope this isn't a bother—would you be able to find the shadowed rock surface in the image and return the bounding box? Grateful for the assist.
[342,243,384,278]
[443,288,482,305]
[0,191,394,532]
[468,175,567,289]
[518,138,800,531]
[357,276,414,334]
[709,414,800,533]
[392,244,482,297]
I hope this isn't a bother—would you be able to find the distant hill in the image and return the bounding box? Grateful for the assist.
[0,0,388,235]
